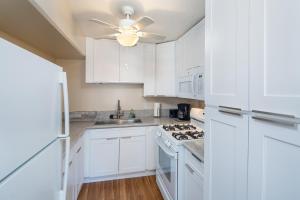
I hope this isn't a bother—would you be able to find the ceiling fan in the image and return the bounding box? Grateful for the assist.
[89,5,166,47]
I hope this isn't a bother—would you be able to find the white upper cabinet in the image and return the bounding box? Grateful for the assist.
[143,44,156,96]
[205,0,249,110]
[204,107,248,200]
[176,20,205,78]
[249,0,300,117]
[175,36,185,77]
[120,44,144,83]
[184,20,205,70]
[87,38,120,83]
[156,41,176,96]
[86,38,148,84]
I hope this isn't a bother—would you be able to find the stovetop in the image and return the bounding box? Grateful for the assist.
[160,123,204,145]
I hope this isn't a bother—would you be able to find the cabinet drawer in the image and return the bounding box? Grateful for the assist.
[86,127,146,139]
[184,148,204,174]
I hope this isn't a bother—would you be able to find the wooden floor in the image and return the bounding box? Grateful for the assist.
[78,176,164,200]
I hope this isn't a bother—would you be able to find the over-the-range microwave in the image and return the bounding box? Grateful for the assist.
[176,66,204,100]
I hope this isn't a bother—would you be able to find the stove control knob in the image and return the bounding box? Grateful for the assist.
[156,131,162,137]
[164,140,171,147]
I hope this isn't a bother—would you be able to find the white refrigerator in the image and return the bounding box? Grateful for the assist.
[0,38,70,200]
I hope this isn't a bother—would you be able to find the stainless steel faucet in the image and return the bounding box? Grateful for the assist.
[116,99,124,119]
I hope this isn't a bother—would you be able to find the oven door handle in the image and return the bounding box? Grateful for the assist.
[156,139,178,160]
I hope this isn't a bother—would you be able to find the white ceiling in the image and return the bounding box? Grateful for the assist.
[70,0,205,43]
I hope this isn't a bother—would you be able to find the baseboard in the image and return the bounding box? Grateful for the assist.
[84,170,156,183]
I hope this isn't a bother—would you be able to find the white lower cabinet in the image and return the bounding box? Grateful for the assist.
[248,118,300,200]
[88,137,119,177]
[204,107,248,200]
[66,139,84,200]
[146,126,158,170]
[119,135,146,174]
[85,127,152,179]
[182,149,204,200]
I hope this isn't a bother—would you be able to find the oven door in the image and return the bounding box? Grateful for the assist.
[156,139,178,200]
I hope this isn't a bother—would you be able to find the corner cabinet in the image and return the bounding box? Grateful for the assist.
[156,41,176,96]
[66,138,85,200]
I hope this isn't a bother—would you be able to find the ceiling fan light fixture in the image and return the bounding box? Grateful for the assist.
[117,31,139,47]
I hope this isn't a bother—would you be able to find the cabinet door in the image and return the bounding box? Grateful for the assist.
[146,126,157,170]
[249,0,300,117]
[205,0,249,109]
[156,42,176,96]
[143,44,156,96]
[183,162,204,200]
[66,159,75,200]
[74,144,84,197]
[88,137,119,177]
[204,107,248,200]
[175,37,185,78]
[119,135,146,174]
[248,118,300,200]
[93,39,120,83]
[184,20,205,69]
[120,43,144,83]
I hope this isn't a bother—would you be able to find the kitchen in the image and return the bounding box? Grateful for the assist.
[0,0,300,200]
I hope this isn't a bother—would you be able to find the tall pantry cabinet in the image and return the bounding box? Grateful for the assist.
[204,0,300,200]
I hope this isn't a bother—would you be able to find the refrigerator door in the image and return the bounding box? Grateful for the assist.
[0,139,65,200]
[0,38,64,181]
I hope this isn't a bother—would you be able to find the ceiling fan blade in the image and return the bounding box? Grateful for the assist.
[133,16,154,30]
[138,32,166,41]
[94,33,119,39]
[89,18,120,31]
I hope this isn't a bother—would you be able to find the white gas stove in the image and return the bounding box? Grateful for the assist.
[156,109,204,200]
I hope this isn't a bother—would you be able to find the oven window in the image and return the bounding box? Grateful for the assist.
[159,147,171,182]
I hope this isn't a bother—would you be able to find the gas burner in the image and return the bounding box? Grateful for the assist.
[162,125,176,131]
[185,131,204,139]
[172,132,189,140]
[174,124,197,131]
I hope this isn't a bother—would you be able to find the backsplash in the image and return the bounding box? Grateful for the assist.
[69,109,170,122]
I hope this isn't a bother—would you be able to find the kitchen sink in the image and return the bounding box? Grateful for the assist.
[94,118,142,125]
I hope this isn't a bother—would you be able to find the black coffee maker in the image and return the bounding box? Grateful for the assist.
[177,103,191,120]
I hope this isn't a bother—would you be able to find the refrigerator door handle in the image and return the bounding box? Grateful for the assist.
[59,137,70,200]
[59,72,69,137]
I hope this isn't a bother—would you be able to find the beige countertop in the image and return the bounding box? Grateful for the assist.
[183,140,204,162]
[69,117,188,148]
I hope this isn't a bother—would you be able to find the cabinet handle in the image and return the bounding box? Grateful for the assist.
[191,153,203,163]
[106,137,118,140]
[68,161,72,167]
[121,136,132,139]
[185,163,195,174]
[76,147,82,153]
[252,110,300,126]
[218,106,243,116]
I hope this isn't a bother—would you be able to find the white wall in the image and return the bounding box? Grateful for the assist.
[29,0,85,55]
[57,59,203,112]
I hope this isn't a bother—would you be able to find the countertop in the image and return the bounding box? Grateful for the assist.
[183,140,204,162]
[69,117,188,148]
